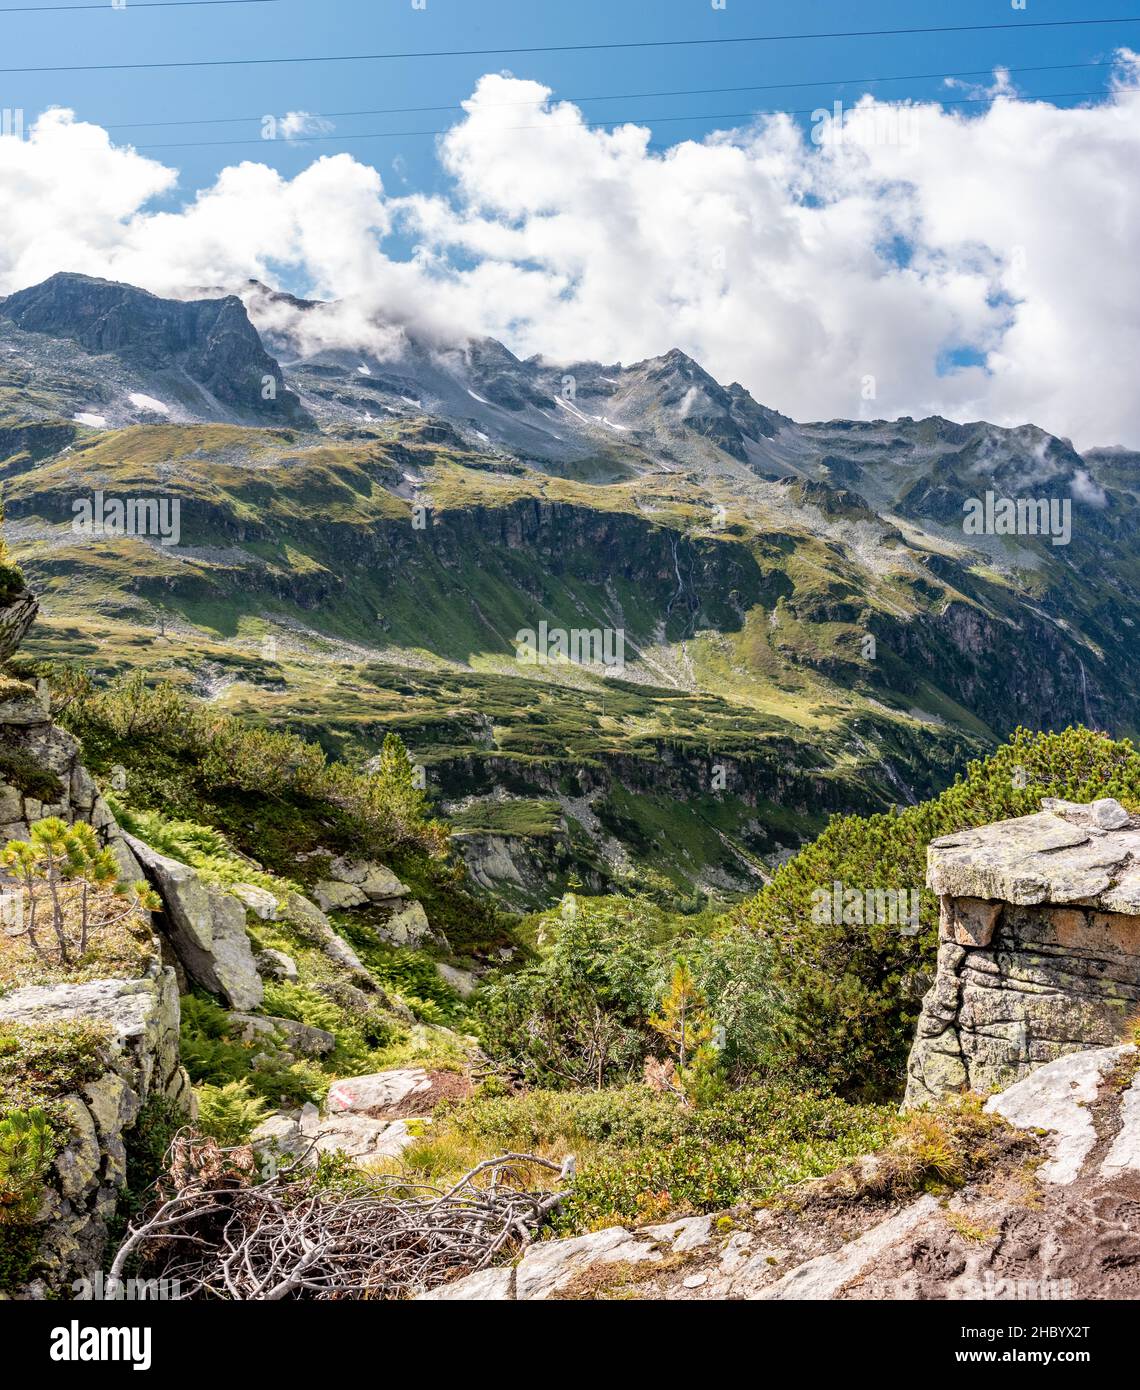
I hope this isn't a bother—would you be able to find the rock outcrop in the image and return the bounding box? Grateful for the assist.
[904,798,1140,1107]
[250,1068,435,1171]
[306,853,445,949]
[0,963,191,1294]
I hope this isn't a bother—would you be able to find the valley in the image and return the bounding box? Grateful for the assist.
[1,273,1134,907]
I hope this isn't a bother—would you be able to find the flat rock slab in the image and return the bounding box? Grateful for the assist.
[515,1226,662,1300]
[416,1267,514,1301]
[326,1069,433,1115]
[985,1044,1133,1184]
[313,1115,413,1163]
[928,803,1140,910]
[755,1196,940,1300]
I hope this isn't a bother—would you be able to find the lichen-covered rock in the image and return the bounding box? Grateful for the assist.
[230,882,279,920]
[0,589,39,662]
[254,947,298,982]
[379,899,433,947]
[326,1069,432,1115]
[280,892,374,985]
[313,879,369,911]
[906,801,1140,1106]
[0,966,191,1295]
[227,1011,335,1057]
[327,856,409,903]
[123,832,263,1010]
[251,1099,416,1169]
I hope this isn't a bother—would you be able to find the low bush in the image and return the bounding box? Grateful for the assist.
[402,1080,898,1232]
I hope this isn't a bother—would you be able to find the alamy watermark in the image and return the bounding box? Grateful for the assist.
[811,100,920,149]
[962,491,1070,547]
[515,620,626,676]
[72,491,180,547]
[811,881,922,934]
[72,1272,179,1301]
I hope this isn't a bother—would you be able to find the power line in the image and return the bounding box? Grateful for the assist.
[95,59,1117,132]
[118,88,1115,153]
[2,14,1139,75]
[0,0,274,8]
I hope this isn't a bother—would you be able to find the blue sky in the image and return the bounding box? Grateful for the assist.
[3,1,1140,445]
[5,0,1138,218]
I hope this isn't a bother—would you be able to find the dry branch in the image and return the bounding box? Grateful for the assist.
[111,1135,568,1300]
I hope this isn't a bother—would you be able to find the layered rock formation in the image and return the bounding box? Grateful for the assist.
[905,798,1140,1107]
[0,965,190,1295]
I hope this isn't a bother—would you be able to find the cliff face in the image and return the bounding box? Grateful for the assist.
[0,676,194,1295]
[905,798,1140,1107]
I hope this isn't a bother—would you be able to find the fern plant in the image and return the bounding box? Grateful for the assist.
[193,1081,269,1147]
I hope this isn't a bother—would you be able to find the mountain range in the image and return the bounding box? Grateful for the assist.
[2,271,1136,906]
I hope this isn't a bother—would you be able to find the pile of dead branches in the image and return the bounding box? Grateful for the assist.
[110,1135,568,1300]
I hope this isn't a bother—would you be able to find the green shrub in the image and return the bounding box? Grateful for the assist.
[428,1081,898,1231]
[475,898,667,1088]
[0,1107,53,1224]
[261,981,342,1034]
[122,1094,185,1207]
[178,993,326,1107]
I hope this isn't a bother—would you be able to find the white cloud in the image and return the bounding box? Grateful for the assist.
[1070,467,1109,507]
[1,62,1139,448]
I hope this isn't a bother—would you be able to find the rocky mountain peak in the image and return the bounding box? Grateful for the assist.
[0,271,309,424]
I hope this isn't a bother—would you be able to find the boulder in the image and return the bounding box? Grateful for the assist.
[326,1069,433,1115]
[254,947,298,982]
[313,879,369,912]
[227,1011,336,1057]
[281,892,374,984]
[123,832,262,1010]
[0,968,186,1105]
[311,1115,414,1163]
[380,899,433,947]
[327,856,409,902]
[251,1105,415,1168]
[435,962,478,998]
[230,882,279,920]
